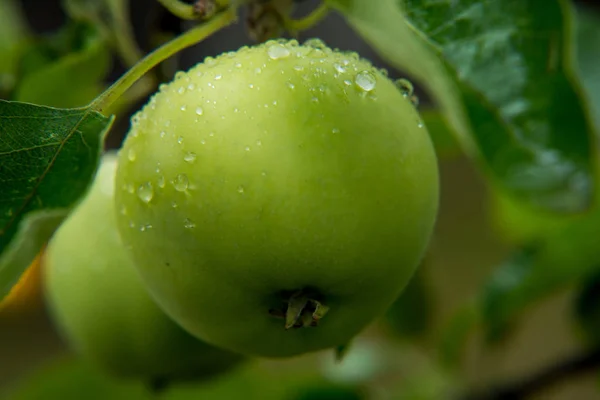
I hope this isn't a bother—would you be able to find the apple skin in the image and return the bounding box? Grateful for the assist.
[44,154,243,381]
[115,39,439,357]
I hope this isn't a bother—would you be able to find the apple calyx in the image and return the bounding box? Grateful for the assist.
[269,290,329,329]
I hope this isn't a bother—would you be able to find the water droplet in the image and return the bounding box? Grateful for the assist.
[304,38,327,49]
[209,132,215,137]
[355,71,376,92]
[157,175,165,188]
[245,146,251,151]
[343,79,352,86]
[395,78,414,97]
[177,136,184,144]
[175,71,186,80]
[237,185,245,193]
[184,218,196,229]
[173,174,189,192]
[215,74,222,80]
[256,140,262,146]
[293,65,304,72]
[180,105,187,111]
[255,67,262,74]
[332,128,340,134]
[333,63,346,73]
[188,83,195,90]
[287,81,295,89]
[140,224,153,232]
[311,97,319,103]
[178,87,185,94]
[268,44,291,60]
[200,139,206,145]
[171,201,178,208]
[129,221,135,228]
[127,148,136,162]
[410,95,420,107]
[165,120,171,127]
[235,62,242,68]
[137,182,154,203]
[127,184,135,194]
[160,131,166,138]
[417,121,424,128]
[248,84,254,89]
[184,151,197,163]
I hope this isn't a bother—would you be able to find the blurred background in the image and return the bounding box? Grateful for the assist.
[2,0,600,399]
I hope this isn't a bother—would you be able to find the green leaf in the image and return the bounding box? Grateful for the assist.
[0,100,113,300]
[0,0,30,97]
[481,206,600,341]
[490,6,600,244]
[327,0,596,213]
[13,22,111,108]
[575,6,600,132]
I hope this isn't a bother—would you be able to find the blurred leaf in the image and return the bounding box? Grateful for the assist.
[573,269,600,347]
[481,206,600,342]
[421,110,460,159]
[438,301,479,369]
[575,7,600,132]
[0,100,113,301]
[328,0,596,213]
[384,267,431,340]
[0,0,30,97]
[14,22,111,108]
[6,357,148,400]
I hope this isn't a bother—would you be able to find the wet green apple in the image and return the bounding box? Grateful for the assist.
[115,39,439,357]
[44,154,243,381]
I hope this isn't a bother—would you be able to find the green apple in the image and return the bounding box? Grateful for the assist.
[44,154,243,381]
[115,39,439,357]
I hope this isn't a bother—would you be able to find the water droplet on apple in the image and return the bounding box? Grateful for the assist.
[355,71,376,92]
[268,44,291,59]
[395,78,414,97]
[195,107,203,115]
[334,63,346,73]
[173,174,189,192]
[184,152,197,163]
[184,218,196,229]
[137,182,154,203]
[127,148,136,162]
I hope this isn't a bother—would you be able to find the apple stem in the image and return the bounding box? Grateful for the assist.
[270,290,329,329]
[91,8,237,114]
[283,2,329,34]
